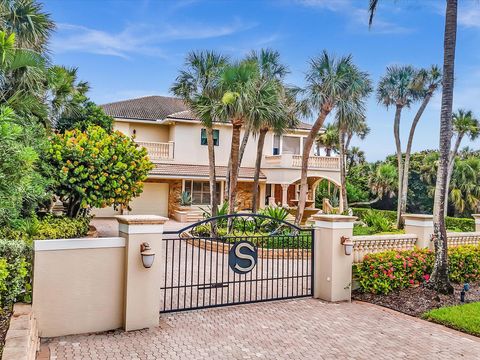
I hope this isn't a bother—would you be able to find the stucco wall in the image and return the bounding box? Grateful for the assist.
[113,121,170,143]
[33,238,126,337]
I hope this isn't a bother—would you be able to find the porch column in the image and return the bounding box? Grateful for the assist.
[259,183,267,209]
[338,190,344,214]
[402,214,434,249]
[472,214,480,232]
[281,184,289,207]
[117,215,167,331]
[312,214,356,302]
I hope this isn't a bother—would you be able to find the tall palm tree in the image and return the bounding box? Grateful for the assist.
[296,51,371,224]
[399,66,442,225]
[317,123,338,157]
[369,163,397,203]
[246,49,291,213]
[347,146,366,172]
[171,50,228,218]
[449,157,480,215]
[441,109,480,214]
[0,0,55,53]
[370,0,458,294]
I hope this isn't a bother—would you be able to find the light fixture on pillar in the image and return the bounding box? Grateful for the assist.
[340,236,354,256]
[140,242,155,268]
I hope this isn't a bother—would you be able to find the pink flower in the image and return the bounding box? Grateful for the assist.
[409,280,414,285]
[423,274,430,281]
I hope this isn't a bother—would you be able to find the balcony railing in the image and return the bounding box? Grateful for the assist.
[136,141,174,161]
[263,154,340,170]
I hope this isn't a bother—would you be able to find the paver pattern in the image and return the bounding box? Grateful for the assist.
[41,298,480,360]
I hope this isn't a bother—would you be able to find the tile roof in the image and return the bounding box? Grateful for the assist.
[150,163,266,180]
[101,95,313,130]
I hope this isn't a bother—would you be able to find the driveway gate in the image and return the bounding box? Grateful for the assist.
[161,213,314,313]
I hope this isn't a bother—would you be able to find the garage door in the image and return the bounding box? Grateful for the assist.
[129,182,169,216]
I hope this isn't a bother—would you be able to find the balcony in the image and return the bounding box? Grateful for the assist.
[136,141,174,162]
[263,154,340,170]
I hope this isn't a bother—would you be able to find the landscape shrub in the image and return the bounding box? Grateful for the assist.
[354,245,480,294]
[362,209,394,232]
[352,208,397,224]
[0,239,33,306]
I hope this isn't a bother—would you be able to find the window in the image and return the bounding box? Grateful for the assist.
[282,136,301,155]
[201,129,219,146]
[273,135,280,155]
[184,180,221,205]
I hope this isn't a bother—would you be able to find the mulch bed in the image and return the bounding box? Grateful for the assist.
[353,282,480,317]
[0,305,12,356]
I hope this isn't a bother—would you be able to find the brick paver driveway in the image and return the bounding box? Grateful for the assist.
[40,298,480,360]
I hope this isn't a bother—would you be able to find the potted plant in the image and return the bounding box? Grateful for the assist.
[179,191,192,210]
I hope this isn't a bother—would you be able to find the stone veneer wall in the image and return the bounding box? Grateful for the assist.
[147,179,182,217]
[237,182,254,210]
[2,303,39,360]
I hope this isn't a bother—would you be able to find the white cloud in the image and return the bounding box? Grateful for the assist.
[458,4,480,28]
[52,19,256,59]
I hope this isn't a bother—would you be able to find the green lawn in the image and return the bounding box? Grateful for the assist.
[423,302,480,336]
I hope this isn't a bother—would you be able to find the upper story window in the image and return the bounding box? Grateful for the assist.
[201,129,219,146]
[273,135,280,155]
[282,136,301,155]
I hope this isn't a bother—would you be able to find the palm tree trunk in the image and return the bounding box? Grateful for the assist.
[252,127,268,213]
[429,0,456,295]
[393,104,404,228]
[228,119,243,214]
[400,91,434,226]
[339,129,348,211]
[295,107,330,225]
[206,127,218,218]
[443,132,464,215]
[225,127,250,201]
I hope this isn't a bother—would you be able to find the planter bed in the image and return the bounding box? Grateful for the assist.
[0,305,12,356]
[353,282,480,325]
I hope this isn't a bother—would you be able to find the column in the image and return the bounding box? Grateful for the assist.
[312,214,356,302]
[402,214,434,249]
[281,184,289,207]
[258,183,267,209]
[472,214,480,232]
[117,215,168,331]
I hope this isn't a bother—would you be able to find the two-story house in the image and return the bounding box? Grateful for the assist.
[93,96,341,221]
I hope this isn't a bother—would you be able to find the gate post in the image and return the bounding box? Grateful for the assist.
[402,214,434,249]
[117,215,167,331]
[312,214,356,302]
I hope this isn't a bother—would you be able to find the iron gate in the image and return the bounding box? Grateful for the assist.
[161,213,314,313]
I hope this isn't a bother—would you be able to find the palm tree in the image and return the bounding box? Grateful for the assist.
[171,50,228,218]
[369,163,397,203]
[0,0,55,53]
[246,49,291,213]
[370,0,458,294]
[295,51,371,224]
[444,109,480,214]
[317,123,338,156]
[449,157,480,215]
[347,146,366,172]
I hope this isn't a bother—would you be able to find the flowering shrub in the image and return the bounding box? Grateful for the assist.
[354,245,480,294]
[354,249,434,294]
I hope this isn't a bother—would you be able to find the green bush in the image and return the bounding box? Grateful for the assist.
[0,239,33,306]
[352,208,397,224]
[354,245,480,294]
[362,209,394,232]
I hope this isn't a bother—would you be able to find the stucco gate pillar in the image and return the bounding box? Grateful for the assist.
[117,215,167,331]
[472,214,480,232]
[312,214,356,302]
[402,214,434,249]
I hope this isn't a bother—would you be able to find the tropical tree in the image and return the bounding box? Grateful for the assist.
[347,146,366,172]
[448,157,480,215]
[370,0,457,294]
[0,0,55,53]
[443,109,480,213]
[296,51,371,224]
[317,123,338,156]
[171,50,228,218]
[56,99,114,133]
[368,163,397,203]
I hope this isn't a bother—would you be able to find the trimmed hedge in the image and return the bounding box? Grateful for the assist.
[0,239,32,307]
[351,208,475,232]
[354,245,480,294]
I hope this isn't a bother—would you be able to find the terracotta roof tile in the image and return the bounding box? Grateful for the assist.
[150,163,266,180]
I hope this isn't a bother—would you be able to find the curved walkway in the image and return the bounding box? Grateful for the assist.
[40,298,480,360]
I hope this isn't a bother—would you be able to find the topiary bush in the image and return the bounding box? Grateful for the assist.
[354,245,480,294]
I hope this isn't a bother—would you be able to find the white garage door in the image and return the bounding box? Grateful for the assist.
[129,182,169,216]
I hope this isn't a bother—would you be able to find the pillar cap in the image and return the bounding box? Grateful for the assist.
[472,214,480,219]
[402,214,433,221]
[311,214,357,222]
[116,215,168,225]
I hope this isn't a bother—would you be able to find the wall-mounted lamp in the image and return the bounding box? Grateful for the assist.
[340,236,354,256]
[140,242,155,268]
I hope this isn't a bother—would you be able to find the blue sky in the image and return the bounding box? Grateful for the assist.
[44,0,480,161]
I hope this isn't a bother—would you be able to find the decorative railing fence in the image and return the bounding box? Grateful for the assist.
[352,234,418,264]
[292,155,340,169]
[136,141,174,161]
[446,232,480,247]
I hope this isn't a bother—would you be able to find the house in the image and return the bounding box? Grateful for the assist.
[93,95,341,221]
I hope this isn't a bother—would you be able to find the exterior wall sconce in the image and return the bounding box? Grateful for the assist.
[340,236,354,256]
[140,242,155,268]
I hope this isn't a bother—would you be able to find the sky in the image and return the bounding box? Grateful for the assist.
[43,0,480,161]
